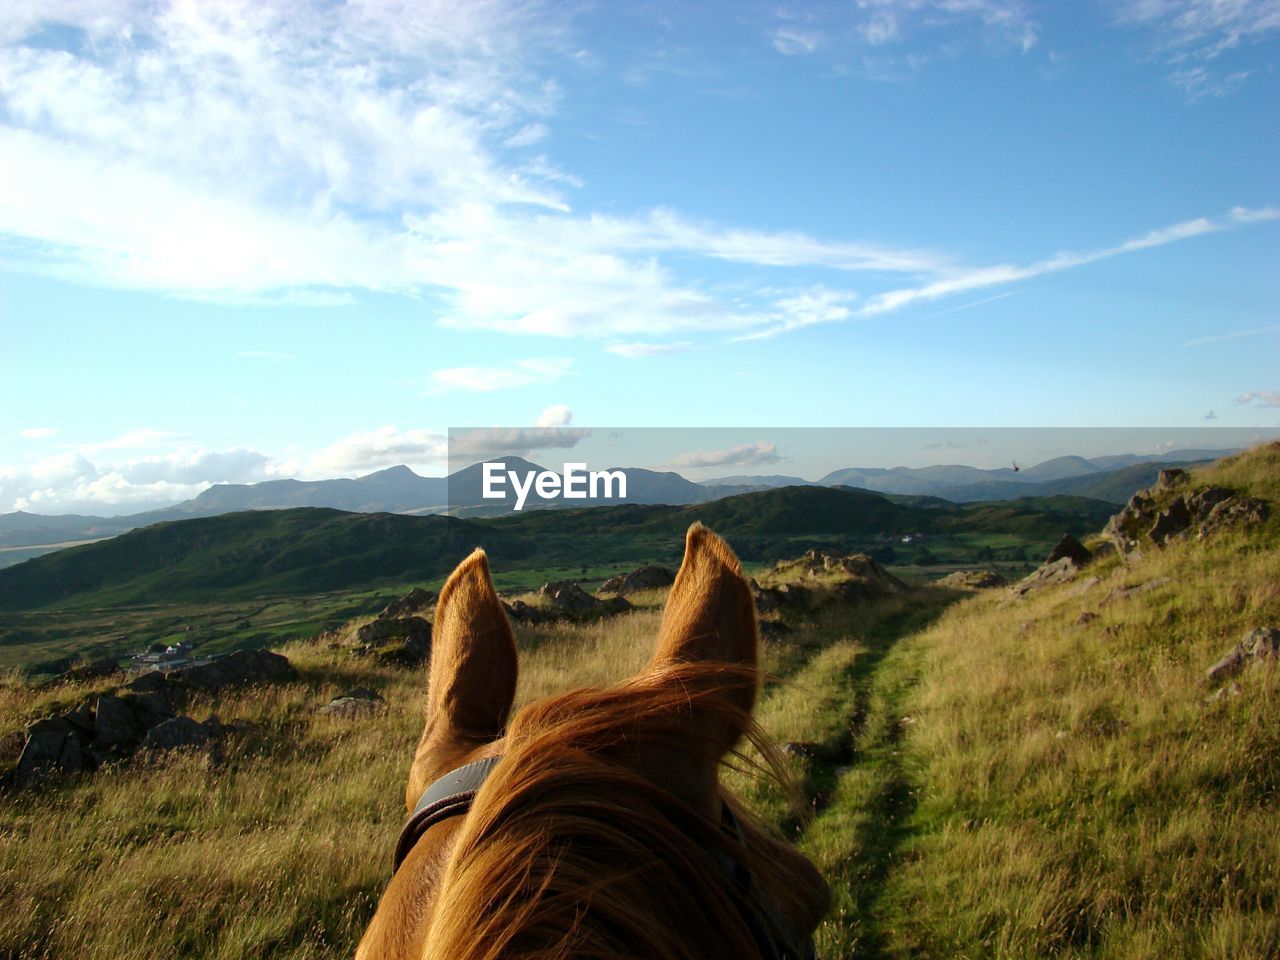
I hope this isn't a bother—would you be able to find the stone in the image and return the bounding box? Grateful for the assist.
[143,716,213,751]
[58,657,121,685]
[1207,626,1280,684]
[1006,557,1080,600]
[1197,496,1268,538]
[356,616,432,650]
[318,696,385,719]
[1045,534,1091,567]
[17,718,83,781]
[1107,577,1172,602]
[378,587,438,620]
[94,694,141,748]
[1149,496,1191,544]
[1074,611,1099,626]
[598,565,675,595]
[936,569,1006,589]
[1156,468,1188,490]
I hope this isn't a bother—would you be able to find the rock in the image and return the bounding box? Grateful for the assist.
[1207,626,1280,684]
[17,718,85,781]
[598,565,675,595]
[378,587,437,620]
[1149,496,1191,545]
[758,619,789,642]
[94,694,141,748]
[125,690,176,729]
[143,716,215,751]
[748,579,781,613]
[318,696,385,719]
[502,599,548,625]
[1045,534,1092,567]
[1156,468,1188,490]
[357,616,432,650]
[1107,577,1172,602]
[1197,495,1268,538]
[1074,611,1099,627]
[135,648,298,697]
[936,569,1006,589]
[533,582,634,621]
[1007,557,1080,600]
[63,700,96,736]
[0,730,25,765]
[58,657,121,685]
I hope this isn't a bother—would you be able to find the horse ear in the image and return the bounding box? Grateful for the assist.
[649,523,759,755]
[426,549,518,743]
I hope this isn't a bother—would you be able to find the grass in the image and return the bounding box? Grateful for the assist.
[0,443,1276,958]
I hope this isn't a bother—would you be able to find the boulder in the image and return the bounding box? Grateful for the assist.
[378,587,437,620]
[936,569,1007,590]
[502,599,549,625]
[1208,626,1280,684]
[1149,496,1191,545]
[16,718,85,781]
[130,649,297,700]
[1197,495,1268,538]
[143,716,217,751]
[58,657,121,685]
[1045,534,1092,567]
[598,566,675,596]
[1156,468,1188,490]
[94,694,141,748]
[1006,557,1080,601]
[536,582,634,621]
[356,616,432,650]
[317,696,381,716]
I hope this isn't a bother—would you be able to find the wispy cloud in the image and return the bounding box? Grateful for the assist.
[428,358,573,394]
[1183,323,1280,348]
[536,404,573,427]
[304,427,446,475]
[606,341,694,358]
[1236,390,1280,407]
[741,206,1280,338]
[665,441,784,470]
[1112,0,1280,99]
[19,427,59,439]
[449,426,591,462]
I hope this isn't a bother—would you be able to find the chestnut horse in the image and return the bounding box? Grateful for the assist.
[357,523,830,959]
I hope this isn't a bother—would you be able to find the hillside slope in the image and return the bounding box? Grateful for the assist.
[789,442,1280,957]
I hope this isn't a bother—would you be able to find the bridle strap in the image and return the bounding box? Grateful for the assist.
[393,755,502,872]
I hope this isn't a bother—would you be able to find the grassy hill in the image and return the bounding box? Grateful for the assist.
[0,486,1114,616]
[0,443,1277,958]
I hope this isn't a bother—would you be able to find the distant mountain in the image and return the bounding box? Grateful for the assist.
[170,463,448,514]
[704,474,815,488]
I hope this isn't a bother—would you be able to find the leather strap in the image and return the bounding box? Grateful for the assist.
[393,755,502,872]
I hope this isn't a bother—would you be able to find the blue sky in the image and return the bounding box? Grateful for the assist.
[1,0,1277,514]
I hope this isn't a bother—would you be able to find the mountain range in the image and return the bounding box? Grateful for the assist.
[0,449,1227,561]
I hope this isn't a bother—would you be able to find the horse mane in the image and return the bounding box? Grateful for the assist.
[421,661,802,960]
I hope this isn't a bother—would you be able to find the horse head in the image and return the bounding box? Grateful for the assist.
[358,522,830,959]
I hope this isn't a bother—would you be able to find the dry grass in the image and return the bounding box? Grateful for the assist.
[1,444,1277,958]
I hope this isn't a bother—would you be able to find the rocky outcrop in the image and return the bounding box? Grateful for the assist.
[1106,481,1268,553]
[1006,556,1083,601]
[10,648,295,785]
[1045,534,1092,567]
[936,569,1007,590]
[1207,626,1280,684]
[353,616,432,666]
[378,587,437,620]
[599,566,675,595]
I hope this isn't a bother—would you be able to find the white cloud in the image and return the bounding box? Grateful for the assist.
[1113,0,1280,98]
[772,27,824,55]
[741,206,1280,338]
[536,404,574,427]
[606,341,694,358]
[19,427,59,438]
[305,426,447,475]
[428,357,573,393]
[449,426,591,463]
[666,441,784,470]
[1236,390,1280,407]
[1183,323,1280,347]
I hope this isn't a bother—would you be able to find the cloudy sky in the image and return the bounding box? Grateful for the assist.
[2,0,1277,514]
